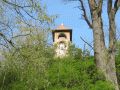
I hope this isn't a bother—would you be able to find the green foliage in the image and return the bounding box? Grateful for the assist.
[116,54,120,88]
[0,35,115,90]
[0,52,114,90]
[68,44,82,59]
[92,81,114,90]
[116,40,120,87]
[46,57,114,90]
[0,26,54,90]
[116,41,120,56]
[0,45,52,90]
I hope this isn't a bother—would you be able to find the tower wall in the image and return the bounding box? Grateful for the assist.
[52,24,72,57]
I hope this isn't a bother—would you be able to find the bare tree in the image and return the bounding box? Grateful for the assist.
[66,0,120,90]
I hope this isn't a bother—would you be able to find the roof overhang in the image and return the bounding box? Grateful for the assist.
[52,29,72,42]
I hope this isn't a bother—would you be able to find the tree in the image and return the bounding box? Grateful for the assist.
[0,26,54,90]
[66,0,120,90]
[0,0,53,50]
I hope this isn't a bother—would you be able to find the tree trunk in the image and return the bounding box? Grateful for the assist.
[92,9,108,78]
[80,0,119,89]
[92,7,119,90]
[107,9,119,90]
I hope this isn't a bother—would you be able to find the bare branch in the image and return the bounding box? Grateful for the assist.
[97,0,103,15]
[88,0,97,11]
[107,0,112,14]
[22,9,41,22]
[12,33,30,39]
[0,32,14,47]
[0,43,10,50]
[79,0,93,29]
[80,36,94,50]
[14,8,34,27]
[114,0,120,13]
[2,0,31,8]
[0,21,14,37]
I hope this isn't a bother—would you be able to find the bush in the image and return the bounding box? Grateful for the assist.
[0,36,54,90]
[46,57,114,90]
[0,54,114,90]
[0,39,115,90]
[68,44,82,59]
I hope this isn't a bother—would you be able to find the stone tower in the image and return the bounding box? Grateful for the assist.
[52,24,72,57]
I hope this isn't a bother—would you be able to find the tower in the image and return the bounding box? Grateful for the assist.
[52,24,72,57]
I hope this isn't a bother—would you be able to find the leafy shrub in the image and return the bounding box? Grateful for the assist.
[68,44,82,59]
[46,57,114,90]
[0,54,114,90]
[0,37,115,90]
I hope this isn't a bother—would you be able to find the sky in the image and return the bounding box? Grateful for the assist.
[42,0,120,54]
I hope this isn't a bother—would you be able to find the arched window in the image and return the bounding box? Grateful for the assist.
[58,33,67,39]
